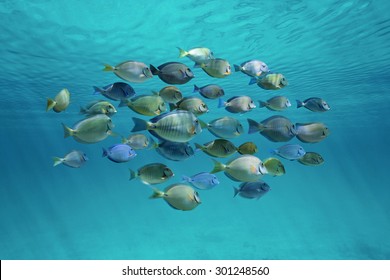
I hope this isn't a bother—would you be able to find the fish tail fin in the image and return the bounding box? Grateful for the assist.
[217,98,226,108]
[194,143,204,152]
[129,168,137,181]
[233,186,239,197]
[211,159,225,174]
[198,119,208,129]
[150,64,159,75]
[269,148,277,155]
[52,157,63,167]
[121,137,128,144]
[296,99,303,108]
[169,103,177,111]
[247,118,262,134]
[118,99,129,107]
[102,148,108,157]
[131,117,148,132]
[193,84,200,93]
[148,137,158,150]
[79,106,87,114]
[233,64,241,72]
[193,62,203,68]
[149,187,165,199]
[103,64,115,72]
[259,101,267,108]
[248,77,257,85]
[177,47,188,58]
[46,98,56,112]
[92,86,103,95]
[181,175,190,182]
[62,123,73,138]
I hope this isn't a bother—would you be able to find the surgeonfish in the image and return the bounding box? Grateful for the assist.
[150,62,194,85]
[233,181,270,200]
[196,58,231,78]
[237,142,258,155]
[170,97,209,115]
[296,97,330,112]
[102,144,137,163]
[263,157,286,176]
[195,139,237,158]
[103,61,153,83]
[234,60,270,77]
[297,152,325,166]
[46,88,70,113]
[193,84,225,99]
[295,122,330,143]
[182,172,220,190]
[155,140,195,161]
[259,96,291,111]
[93,82,136,101]
[150,184,201,211]
[201,116,244,138]
[218,96,256,114]
[129,163,174,185]
[177,47,214,64]
[119,93,166,116]
[250,73,288,90]
[80,100,117,116]
[122,134,154,150]
[53,150,88,168]
[158,86,183,103]
[271,144,306,160]
[247,116,296,142]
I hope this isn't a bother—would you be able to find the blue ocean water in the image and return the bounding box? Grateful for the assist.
[1,0,390,260]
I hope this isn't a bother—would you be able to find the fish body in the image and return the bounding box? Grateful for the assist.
[237,142,258,155]
[46,88,70,113]
[219,96,256,113]
[155,140,194,161]
[131,110,201,143]
[102,144,137,163]
[130,163,174,185]
[178,47,214,64]
[80,100,117,116]
[247,116,296,142]
[296,97,330,112]
[53,150,88,168]
[233,181,270,199]
[271,144,306,160]
[62,114,114,144]
[103,61,153,83]
[122,134,154,150]
[298,152,325,166]
[259,96,291,111]
[211,155,268,182]
[203,116,244,138]
[198,58,231,78]
[195,139,237,158]
[150,62,194,85]
[234,60,269,77]
[193,84,224,99]
[150,184,201,211]
[170,97,208,115]
[295,122,330,143]
[93,82,136,101]
[158,86,183,103]
[263,157,286,176]
[250,73,288,90]
[182,172,220,190]
[121,94,166,116]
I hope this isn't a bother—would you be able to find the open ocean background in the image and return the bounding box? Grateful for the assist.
[1,0,389,260]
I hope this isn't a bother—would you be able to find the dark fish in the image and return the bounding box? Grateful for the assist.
[155,140,194,161]
[233,181,270,200]
[296,97,330,112]
[193,84,224,99]
[93,82,136,101]
[150,62,194,85]
[248,115,296,142]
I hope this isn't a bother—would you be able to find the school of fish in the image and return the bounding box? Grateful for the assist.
[47,46,330,211]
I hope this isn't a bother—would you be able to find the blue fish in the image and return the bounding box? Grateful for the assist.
[156,140,194,161]
[233,181,270,200]
[102,144,137,163]
[93,82,136,101]
[182,172,219,190]
[270,144,306,160]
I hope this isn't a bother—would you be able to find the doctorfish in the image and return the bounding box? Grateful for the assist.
[150,62,194,85]
[150,184,201,211]
[248,116,296,142]
[46,88,70,113]
[103,60,153,83]
[129,163,174,185]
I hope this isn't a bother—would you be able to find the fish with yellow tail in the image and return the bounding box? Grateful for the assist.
[46,88,70,113]
[150,184,201,211]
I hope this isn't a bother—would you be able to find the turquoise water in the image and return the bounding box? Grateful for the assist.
[1,0,390,260]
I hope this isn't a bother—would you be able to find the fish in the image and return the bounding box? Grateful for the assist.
[170,97,208,115]
[247,116,296,142]
[177,47,214,64]
[93,82,136,101]
[62,114,114,144]
[155,140,194,161]
[102,144,137,163]
[259,96,291,111]
[131,110,201,143]
[158,86,183,103]
[270,144,306,160]
[249,73,288,90]
[150,184,201,211]
[193,84,224,99]
[122,134,155,150]
[119,93,166,116]
[211,155,268,182]
[80,100,117,116]
[182,172,220,190]
[197,58,231,78]
[233,181,270,200]
[237,142,258,155]
[218,96,256,114]
[297,152,325,166]
[295,122,330,143]
[150,62,194,85]
[233,60,270,77]
[129,163,174,185]
[201,116,244,138]
[53,150,88,168]
[103,61,153,83]
[46,88,70,113]
[263,157,286,176]
[195,139,237,158]
[296,97,330,112]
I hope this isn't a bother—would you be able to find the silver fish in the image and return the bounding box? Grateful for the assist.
[271,144,306,160]
[259,96,291,111]
[195,139,237,158]
[130,163,174,185]
[150,184,201,211]
[53,150,88,168]
[295,122,330,143]
[193,84,224,99]
[158,86,183,103]
[120,93,166,116]
[80,100,117,116]
[197,58,231,78]
[234,60,269,77]
[219,96,256,114]
[46,88,70,113]
[248,116,296,142]
[178,47,214,64]
[170,97,209,115]
[201,116,244,138]
[296,97,330,112]
[250,73,288,90]
[103,61,153,83]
